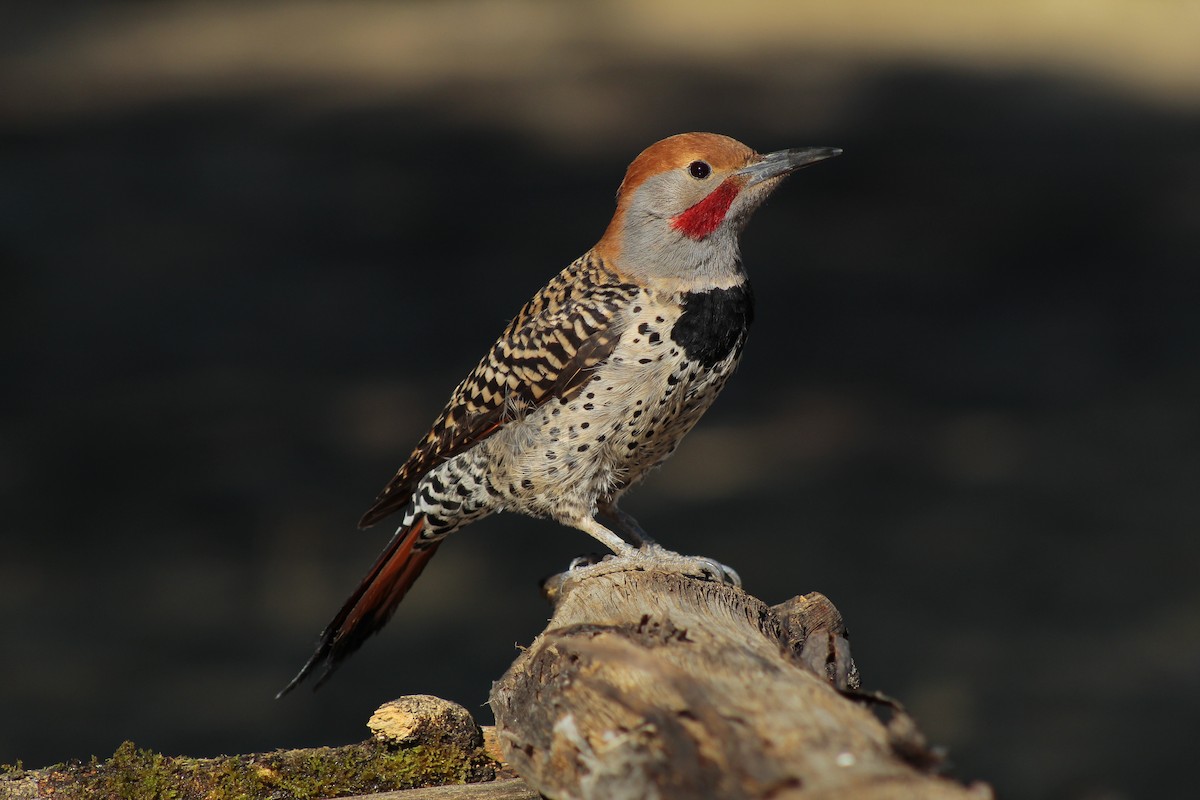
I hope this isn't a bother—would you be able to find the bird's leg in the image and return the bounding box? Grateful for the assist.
[597,499,658,548]
[569,516,639,557]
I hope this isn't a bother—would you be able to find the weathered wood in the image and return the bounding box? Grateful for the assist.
[490,558,992,800]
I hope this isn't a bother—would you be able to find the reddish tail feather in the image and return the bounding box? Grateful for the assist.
[277,515,440,697]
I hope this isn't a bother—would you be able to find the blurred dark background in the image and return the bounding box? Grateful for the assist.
[3,2,1198,798]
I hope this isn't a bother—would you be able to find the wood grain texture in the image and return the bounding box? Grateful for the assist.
[490,561,992,800]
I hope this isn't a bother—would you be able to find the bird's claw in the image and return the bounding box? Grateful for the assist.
[567,553,606,571]
[693,557,742,587]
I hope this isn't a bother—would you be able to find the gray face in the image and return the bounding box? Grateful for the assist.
[614,167,775,291]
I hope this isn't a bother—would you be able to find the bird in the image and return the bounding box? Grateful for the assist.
[279,132,840,696]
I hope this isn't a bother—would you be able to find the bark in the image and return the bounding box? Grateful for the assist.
[489,558,992,800]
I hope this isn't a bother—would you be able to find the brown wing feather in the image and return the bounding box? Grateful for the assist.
[359,255,639,528]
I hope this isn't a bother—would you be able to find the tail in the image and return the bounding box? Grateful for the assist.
[277,515,441,697]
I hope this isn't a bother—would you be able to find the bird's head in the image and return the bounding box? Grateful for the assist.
[595,132,840,290]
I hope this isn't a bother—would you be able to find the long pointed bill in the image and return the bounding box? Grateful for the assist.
[737,146,842,186]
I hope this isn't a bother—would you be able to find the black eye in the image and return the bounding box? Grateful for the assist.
[688,160,711,179]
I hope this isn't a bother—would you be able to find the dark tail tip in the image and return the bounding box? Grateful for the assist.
[275,632,340,699]
[274,515,438,699]
[275,658,321,699]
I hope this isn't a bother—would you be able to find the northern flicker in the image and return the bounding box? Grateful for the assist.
[279,132,839,695]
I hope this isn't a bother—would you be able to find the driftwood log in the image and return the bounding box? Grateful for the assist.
[489,556,992,800]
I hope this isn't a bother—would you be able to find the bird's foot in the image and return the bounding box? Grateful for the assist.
[628,544,742,587]
[555,544,741,589]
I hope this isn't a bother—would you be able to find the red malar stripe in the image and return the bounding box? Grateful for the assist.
[670,179,740,239]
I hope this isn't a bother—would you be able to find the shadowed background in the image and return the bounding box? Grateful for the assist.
[3,2,1198,798]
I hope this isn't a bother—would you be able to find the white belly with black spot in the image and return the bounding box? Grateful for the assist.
[480,304,739,523]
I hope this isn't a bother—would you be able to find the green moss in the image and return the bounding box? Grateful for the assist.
[21,737,497,800]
